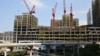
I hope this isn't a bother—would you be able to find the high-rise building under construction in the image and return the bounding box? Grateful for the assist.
[14,13,38,42]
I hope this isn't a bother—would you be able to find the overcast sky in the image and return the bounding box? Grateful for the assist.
[0,0,92,32]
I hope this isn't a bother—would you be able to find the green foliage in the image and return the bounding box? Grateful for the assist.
[7,51,25,56]
[0,41,3,43]
[7,52,17,56]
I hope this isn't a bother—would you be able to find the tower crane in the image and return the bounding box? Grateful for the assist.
[70,3,73,28]
[52,3,57,28]
[63,0,67,27]
[63,0,66,15]
[23,0,35,15]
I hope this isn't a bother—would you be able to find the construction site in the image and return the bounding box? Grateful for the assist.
[13,0,100,43]
[1,0,100,56]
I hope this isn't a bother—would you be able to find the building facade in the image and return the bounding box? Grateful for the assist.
[92,0,100,26]
[55,19,63,27]
[62,14,70,27]
[0,31,13,43]
[73,18,79,27]
[38,26,100,42]
[0,33,3,41]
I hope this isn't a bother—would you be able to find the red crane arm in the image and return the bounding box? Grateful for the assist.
[23,0,30,12]
[54,2,57,13]
[30,5,35,14]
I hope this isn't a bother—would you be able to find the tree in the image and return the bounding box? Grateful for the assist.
[79,44,100,56]
[7,52,18,56]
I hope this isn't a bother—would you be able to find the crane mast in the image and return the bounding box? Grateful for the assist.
[63,0,66,15]
[52,3,57,28]
[70,3,74,28]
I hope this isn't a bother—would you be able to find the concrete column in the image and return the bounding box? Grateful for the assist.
[28,46,33,56]
[4,51,7,56]
[29,50,32,56]
[3,47,8,56]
